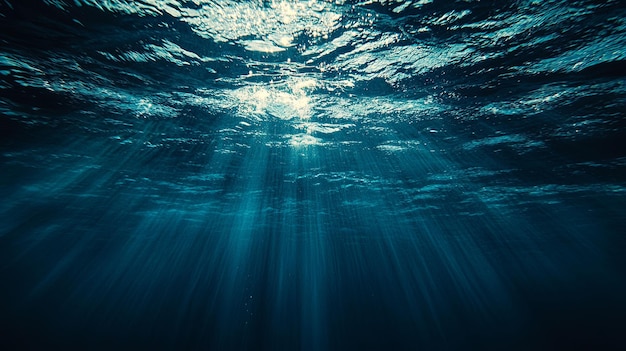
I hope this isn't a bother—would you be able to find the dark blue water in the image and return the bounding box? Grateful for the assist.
[2,0,626,349]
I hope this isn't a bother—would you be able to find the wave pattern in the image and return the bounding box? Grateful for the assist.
[2,0,625,212]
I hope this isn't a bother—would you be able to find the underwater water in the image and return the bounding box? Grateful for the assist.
[1,0,626,349]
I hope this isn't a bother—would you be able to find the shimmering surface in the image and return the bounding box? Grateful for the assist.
[1,0,626,349]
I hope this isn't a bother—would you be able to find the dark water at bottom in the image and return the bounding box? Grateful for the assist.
[2,130,625,350]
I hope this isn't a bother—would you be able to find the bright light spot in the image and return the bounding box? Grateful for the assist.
[138,98,153,117]
[233,77,317,121]
[289,133,321,147]
[277,35,293,47]
[184,0,341,52]
[293,79,317,91]
[252,88,270,113]
[242,39,286,53]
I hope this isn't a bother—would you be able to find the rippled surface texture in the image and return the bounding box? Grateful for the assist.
[2,0,626,349]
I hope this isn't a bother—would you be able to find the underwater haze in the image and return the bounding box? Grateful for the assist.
[1,0,626,349]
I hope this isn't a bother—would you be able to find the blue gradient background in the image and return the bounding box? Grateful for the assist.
[1,0,626,349]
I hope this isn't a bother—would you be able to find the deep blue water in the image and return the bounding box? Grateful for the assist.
[1,0,626,349]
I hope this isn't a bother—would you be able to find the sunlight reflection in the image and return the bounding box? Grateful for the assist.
[185,0,341,46]
[233,77,316,121]
[289,133,322,147]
